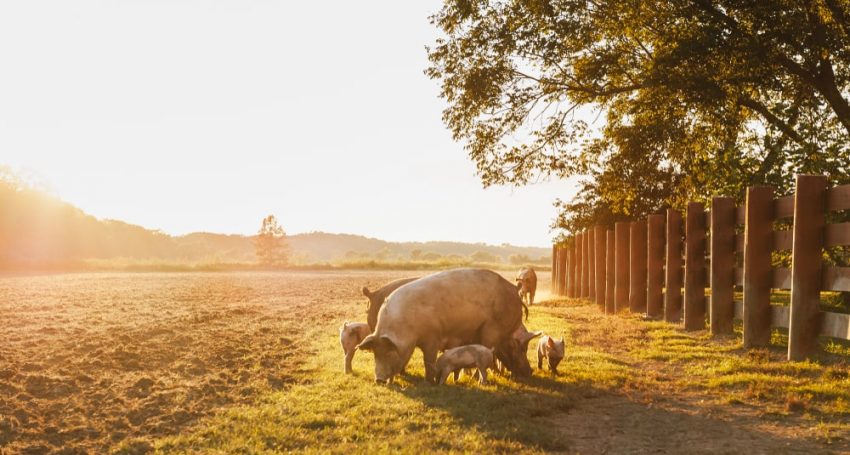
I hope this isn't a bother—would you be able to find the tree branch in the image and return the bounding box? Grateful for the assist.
[737,96,809,147]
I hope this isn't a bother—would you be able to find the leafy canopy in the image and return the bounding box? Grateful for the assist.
[427,0,850,235]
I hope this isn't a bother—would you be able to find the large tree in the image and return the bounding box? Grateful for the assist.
[427,0,850,235]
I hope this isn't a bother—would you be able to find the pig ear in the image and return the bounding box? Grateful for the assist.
[547,337,555,348]
[361,287,372,298]
[525,330,543,344]
[357,334,378,351]
[380,335,398,352]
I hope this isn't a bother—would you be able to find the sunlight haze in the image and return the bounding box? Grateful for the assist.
[0,1,578,247]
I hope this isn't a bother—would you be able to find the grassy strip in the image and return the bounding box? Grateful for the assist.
[143,297,850,453]
[146,299,627,453]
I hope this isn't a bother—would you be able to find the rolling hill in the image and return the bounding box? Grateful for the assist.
[0,171,550,268]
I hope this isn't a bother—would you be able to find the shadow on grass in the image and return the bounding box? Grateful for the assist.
[393,373,582,451]
[388,369,840,453]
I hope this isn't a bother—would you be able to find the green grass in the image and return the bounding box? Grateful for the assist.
[632,321,850,418]
[140,296,850,453]
[150,300,596,453]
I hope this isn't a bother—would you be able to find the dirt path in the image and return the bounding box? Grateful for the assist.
[542,299,849,454]
[555,394,821,454]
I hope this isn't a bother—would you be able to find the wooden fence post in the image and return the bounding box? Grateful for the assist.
[563,245,575,297]
[583,231,591,298]
[684,202,707,330]
[552,244,557,293]
[788,175,827,361]
[571,236,579,298]
[560,247,571,297]
[606,229,616,314]
[647,214,665,318]
[577,232,585,298]
[665,209,683,322]
[559,246,568,296]
[630,220,648,313]
[743,186,774,348]
[615,222,631,312]
[549,246,561,295]
[595,225,607,309]
[588,229,596,301]
[710,197,736,335]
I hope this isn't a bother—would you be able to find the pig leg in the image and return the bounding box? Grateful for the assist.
[537,347,544,370]
[530,289,535,306]
[477,361,488,385]
[439,367,452,385]
[421,343,439,384]
[453,370,460,382]
[344,349,355,374]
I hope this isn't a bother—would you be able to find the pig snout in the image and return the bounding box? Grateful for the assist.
[513,363,532,377]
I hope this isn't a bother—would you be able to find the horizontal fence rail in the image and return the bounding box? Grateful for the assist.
[552,175,850,362]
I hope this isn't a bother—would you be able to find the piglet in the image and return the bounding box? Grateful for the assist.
[435,344,495,385]
[537,334,566,374]
[339,321,371,373]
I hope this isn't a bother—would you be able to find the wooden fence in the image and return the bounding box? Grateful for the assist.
[551,175,850,361]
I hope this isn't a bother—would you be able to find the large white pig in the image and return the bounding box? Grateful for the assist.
[357,268,536,384]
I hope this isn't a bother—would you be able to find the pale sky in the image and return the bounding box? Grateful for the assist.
[0,1,578,248]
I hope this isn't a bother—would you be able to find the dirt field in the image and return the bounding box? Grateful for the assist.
[1,270,849,454]
[0,271,413,454]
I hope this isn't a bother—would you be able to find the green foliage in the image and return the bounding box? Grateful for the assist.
[428,0,850,235]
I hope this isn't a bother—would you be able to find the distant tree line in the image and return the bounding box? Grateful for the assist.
[342,248,547,265]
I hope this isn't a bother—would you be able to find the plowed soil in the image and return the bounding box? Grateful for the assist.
[0,271,412,454]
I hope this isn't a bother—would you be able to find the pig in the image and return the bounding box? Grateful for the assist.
[356,268,536,384]
[339,321,371,374]
[516,267,537,306]
[435,344,495,385]
[537,334,566,374]
[362,277,419,331]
